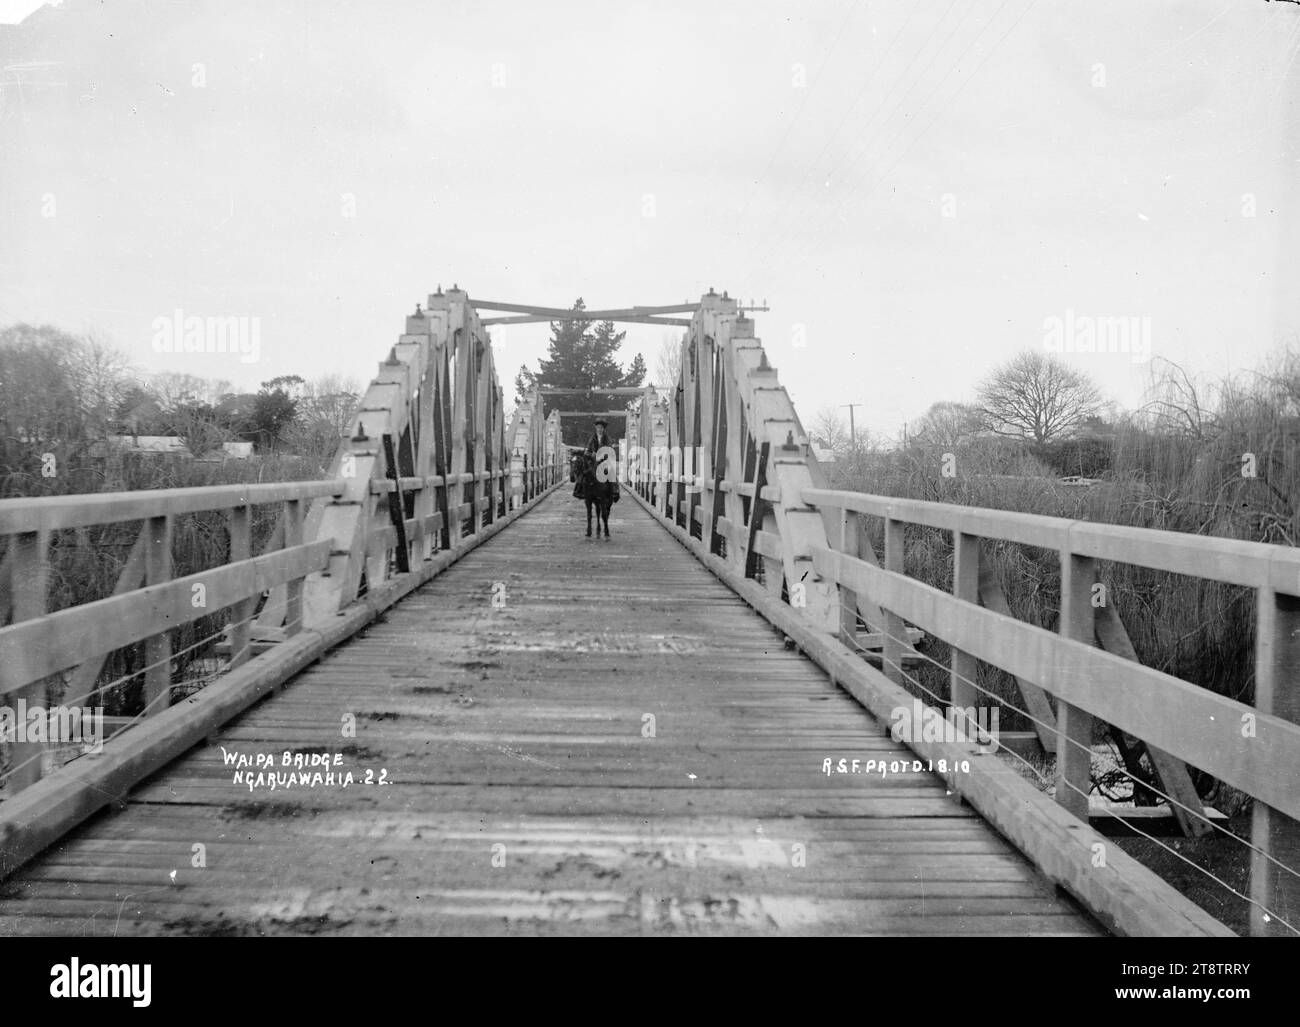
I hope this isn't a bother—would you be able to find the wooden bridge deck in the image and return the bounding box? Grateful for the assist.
[0,489,1101,936]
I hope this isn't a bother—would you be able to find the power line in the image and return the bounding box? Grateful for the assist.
[750,0,1014,281]
[731,1,932,260]
[741,0,967,282]
[762,0,1038,281]
[724,0,866,236]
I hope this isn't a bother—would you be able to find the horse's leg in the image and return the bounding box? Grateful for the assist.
[585,499,592,536]
[602,497,611,537]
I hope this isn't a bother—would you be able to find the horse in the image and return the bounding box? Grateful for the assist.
[570,448,617,538]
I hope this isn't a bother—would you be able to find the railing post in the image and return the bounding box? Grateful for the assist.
[882,517,906,686]
[227,504,253,669]
[838,510,860,643]
[1250,587,1300,936]
[283,499,304,637]
[7,530,48,793]
[143,514,173,717]
[951,532,980,716]
[1057,550,1096,819]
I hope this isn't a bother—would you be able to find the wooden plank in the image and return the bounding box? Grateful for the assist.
[838,510,861,643]
[370,476,426,495]
[1093,600,1208,838]
[976,551,1056,748]
[0,546,11,624]
[0,542,333,693]
[1250,588,1300,936]
[802,487,1300,596]
[713,515,781,562]
[1090,806,1229,839]
[836,514,891,637]
[881,518,907,687]
[4,531,47,793]
[250,510,288,629]
[743,442,770,579]
[141,514,174,718]
[950,532,979,715]
[382,434,411,575]
[226,506,254,671]
[853,629,924,650]
[811,546,1300,822]
[472,301,699,319]
[636,488,1231,937]
[1056,552,1096,820]
[480,313,692,327]
[804,487,1069,552]
[0,480,344,535]
[62,525,148,707]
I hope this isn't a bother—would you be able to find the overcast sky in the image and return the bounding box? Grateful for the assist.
[2,0,1299,439]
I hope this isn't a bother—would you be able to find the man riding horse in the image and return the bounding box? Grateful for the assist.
[570,417,619,538]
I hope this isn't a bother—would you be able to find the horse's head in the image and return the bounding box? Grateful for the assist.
[569,451,590,482]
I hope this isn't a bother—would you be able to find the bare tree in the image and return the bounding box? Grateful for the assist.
[1137,357,1217,440]
[299,374,361,437]
[66,333,135,437]
[976,351,1102,444]
[147,371,232,410]
[0,324,87,475]
[285,374,361,465]
[908,401,985,450]
[655,332,683,390]
[810,407,849,454]
[169,404,236,458]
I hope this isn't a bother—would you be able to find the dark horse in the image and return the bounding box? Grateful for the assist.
[570,449,617,538]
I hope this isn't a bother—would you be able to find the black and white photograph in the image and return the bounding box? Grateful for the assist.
[0,0,1296,994]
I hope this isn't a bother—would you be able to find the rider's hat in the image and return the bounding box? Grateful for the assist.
[593,417,607,427]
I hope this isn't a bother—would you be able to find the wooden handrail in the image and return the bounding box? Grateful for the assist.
[802,487,1300,595]
[810,545,1300,823]
[0,479,344,535]
[799,484,1300,935]
[0,540,332,695]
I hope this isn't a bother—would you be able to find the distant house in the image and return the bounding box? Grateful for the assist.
[1074,416,1116,441]
[810,440,837,463]
[104,435,192,457]
[197,441,254,462]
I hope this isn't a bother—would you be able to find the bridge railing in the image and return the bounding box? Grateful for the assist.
[627,289,1298,937]
[0,479,343,794]
[802,487,1300,938]
[0,285,562,881]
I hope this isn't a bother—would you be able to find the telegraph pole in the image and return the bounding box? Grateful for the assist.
[841,403,862,450]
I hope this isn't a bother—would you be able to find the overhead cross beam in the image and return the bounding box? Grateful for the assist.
[537,387,648,396]
[472,300,697,328]
[483,314,692,326]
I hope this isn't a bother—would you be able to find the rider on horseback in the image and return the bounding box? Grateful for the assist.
[586,418,612,459]
[572,418,619,538]
[587,418,619,496]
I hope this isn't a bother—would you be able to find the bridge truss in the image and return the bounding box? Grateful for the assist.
[0,286,1297,937]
